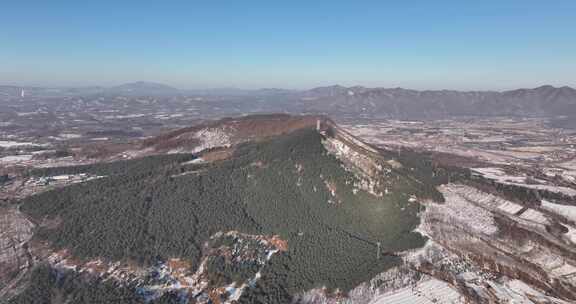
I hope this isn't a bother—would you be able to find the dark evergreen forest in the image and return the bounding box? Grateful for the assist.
[15,128,469,303]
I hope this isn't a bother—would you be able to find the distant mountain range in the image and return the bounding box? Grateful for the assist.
[295,84,576,119]
[2,82,576,120]
[106,81,181,95]
[0,82,298,97]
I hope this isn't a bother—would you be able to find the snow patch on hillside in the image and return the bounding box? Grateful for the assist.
[190,127,232,154]
[542,200,576,222]
[434,184,499,235]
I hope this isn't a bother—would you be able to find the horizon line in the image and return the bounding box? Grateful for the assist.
[1,81,574,94]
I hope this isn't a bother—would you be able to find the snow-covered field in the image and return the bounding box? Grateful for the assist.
[342,119,576,170]
[0,140,44,148]
[565,227,576,244]
[434,184,499,235]
[0,154,33,163]
[104,114,146,119]
[497,201,524,214]
[487,279,572,304]
[369,278,464,304]
[57,133,83,139]
[413,181,576,294]
[542,200,576,222]
[519,209,549,225]
[436,185,498,235]
[473,167,576,197]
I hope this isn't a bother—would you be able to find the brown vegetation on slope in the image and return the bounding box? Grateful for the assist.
[141,114,326,152]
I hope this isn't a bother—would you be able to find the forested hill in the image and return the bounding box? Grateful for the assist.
[139,113,326,154]
[12,117,467,304]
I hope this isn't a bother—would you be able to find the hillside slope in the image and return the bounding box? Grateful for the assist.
[11,116,456,303]
[5,114,576,304]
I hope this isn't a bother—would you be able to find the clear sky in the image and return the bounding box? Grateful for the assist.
[1,1,575,90]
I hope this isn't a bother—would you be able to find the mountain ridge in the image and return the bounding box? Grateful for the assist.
[5,113,576,303]
[15,114,437,303]
[2,82,574,96]
[2,82,575,120]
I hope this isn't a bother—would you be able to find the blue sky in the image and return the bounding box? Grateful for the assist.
[1,1,575,90]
